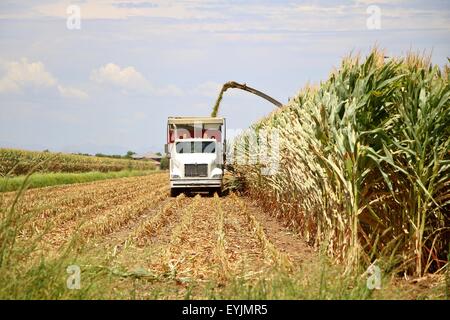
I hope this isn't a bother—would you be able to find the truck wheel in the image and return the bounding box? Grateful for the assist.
[170,188,179,197]
[210,188,222,197]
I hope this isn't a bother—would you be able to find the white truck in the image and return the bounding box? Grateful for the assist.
[165,116,226,197]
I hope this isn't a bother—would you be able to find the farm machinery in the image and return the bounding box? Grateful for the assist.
[165,81,282,197]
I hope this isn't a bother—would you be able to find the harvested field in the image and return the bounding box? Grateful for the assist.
[1,172,445,299]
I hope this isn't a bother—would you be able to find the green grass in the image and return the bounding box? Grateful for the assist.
[0,170,159,193]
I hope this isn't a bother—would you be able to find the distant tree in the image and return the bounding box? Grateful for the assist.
[125,151,136,159]
[159,156,169,170]
[95,152,133,159]
[43,149,50,153]
[156,152,162,156]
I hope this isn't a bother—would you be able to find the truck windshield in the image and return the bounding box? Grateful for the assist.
[176,141,216,154]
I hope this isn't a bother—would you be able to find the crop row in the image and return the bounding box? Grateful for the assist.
[0,148,156,176]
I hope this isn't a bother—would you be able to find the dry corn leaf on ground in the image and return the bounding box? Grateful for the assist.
[1,172,446,299]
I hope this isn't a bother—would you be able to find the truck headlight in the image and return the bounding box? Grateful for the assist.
[171,167,181,179]
[211,167,223,179]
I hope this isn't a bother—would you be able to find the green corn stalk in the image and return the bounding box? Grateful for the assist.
[232,49,450,276]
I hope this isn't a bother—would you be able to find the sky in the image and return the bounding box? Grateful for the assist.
[0,0,449,155]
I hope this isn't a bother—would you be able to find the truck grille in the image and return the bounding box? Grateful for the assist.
[184,164,208,177]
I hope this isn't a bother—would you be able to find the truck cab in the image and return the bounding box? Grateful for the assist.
[165,117,226,196]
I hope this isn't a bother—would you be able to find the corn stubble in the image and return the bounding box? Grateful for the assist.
[232,49,449,276]
[2,174,167,251]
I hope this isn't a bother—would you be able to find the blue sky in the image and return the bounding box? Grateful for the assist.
[0,0,449,155]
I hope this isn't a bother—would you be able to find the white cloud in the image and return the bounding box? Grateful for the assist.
[57,85,88,99]
[191,81,222,97]
[90,63,182,96]
[90,63,149,90]
[154,84,184,96]
[0,58,87,99]
[32,0,225,20]
[0,59,56,93]
[354,0,406,4]
[1,1,449,37]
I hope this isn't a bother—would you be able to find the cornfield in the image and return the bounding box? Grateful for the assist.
[0,148,156,176]
[0,50,448,300]
[231,49,450,276]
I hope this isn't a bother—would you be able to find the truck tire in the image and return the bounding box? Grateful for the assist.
[210,188,222,197]
[170,188,179,197]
